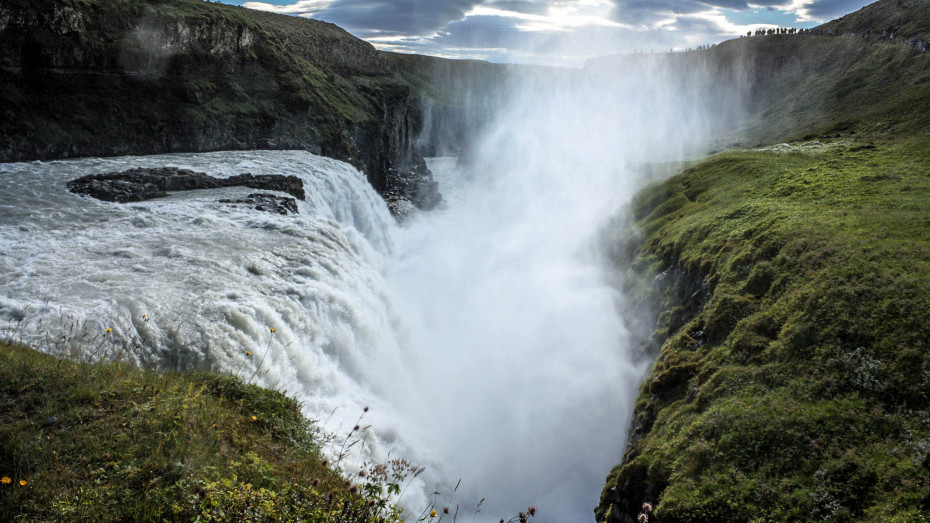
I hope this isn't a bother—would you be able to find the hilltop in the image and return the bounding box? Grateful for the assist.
[819,0,930,41]
[587,27,930,147]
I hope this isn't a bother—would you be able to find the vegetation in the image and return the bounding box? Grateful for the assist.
[596,4,930,519]
[598,135,930,521]
[819,0,930,42]
[5,1,930,521]
[726,36,930,146]
[0,340,417,522]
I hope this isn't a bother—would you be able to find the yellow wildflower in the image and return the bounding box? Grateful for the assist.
[1,477,10,484]
[19,480,26,486]
[251,415,257,421]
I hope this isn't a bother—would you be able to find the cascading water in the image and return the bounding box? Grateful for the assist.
[0,55,730,522]
[380,63,721,520]
[0,150,414,483]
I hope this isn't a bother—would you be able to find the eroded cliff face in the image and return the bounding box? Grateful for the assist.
[0,0,438,212]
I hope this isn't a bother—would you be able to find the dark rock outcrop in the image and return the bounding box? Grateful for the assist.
[383,167,441,212]
[219,193,298,215]
[67,167,304,207]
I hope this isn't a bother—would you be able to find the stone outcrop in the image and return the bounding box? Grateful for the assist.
[219,193,299,215]
[67,167,304,211]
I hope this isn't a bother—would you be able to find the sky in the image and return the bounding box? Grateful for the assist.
[215,0,876,64]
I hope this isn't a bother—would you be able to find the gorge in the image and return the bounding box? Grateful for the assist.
[0,54,720,521]
[2,0,930,521]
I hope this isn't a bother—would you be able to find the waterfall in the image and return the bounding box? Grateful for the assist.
[0,151,412,482]
[0,55,727,522]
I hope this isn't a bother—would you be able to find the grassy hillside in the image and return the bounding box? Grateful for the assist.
[0,341,414,522]
[721,35,930,145]
[819,0,930,41]
[598,136,930,522]
[586,30,930,156]
[596,6,930,519]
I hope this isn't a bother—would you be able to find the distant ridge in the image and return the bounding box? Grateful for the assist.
[586,0,930,150]
[818,0,930,41]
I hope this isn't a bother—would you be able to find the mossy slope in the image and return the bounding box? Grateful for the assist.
[598,2,930,518]
[0,341,405,522]
[819,0,930,42]
[723,35,930,145]
[597,137,930,521]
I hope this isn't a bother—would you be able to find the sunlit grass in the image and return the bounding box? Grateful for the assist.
[0,340,413,522]
[600,136,930,521]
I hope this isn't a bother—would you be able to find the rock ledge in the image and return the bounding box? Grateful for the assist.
[67,167,305,204]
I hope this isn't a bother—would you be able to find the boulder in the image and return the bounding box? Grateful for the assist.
[219,193,299,215]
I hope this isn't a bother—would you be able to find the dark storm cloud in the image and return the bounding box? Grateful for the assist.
[313,0,482,36]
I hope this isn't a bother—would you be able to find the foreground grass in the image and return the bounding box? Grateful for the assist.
[0,341,408,522]
[598,136,930,521]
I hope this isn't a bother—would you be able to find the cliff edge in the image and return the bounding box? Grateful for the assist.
[0,0,438,212]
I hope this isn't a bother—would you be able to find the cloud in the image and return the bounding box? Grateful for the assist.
[241,0,333,16]
[237,0,872,64]
[486,0,552,16]
[609,0,744,26]
[795,0,873,20]
[247,0,484,36]
[434,15,526,48]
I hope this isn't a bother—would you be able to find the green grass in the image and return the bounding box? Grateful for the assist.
[705,35,930,147]
[598,137,930,522]
[819,0,930,42]
[0,341,412,522]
